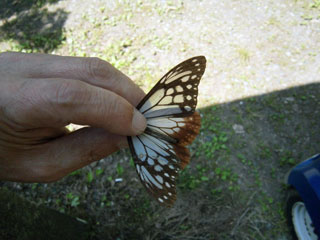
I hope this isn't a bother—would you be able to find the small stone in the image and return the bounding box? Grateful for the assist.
[233,124,245,134]
[115,178,123,183]
[284,97,294,103]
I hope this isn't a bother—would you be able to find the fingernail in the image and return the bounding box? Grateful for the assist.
[132,108,146,134]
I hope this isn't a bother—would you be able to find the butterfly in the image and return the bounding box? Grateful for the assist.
[127,56,206,207]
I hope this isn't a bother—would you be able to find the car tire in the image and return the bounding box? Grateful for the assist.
[286,188,318,240]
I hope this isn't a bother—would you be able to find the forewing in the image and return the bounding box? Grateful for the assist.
[137,56,206,118]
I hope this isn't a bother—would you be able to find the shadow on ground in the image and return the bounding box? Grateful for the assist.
[0,82,319,240]
[0,0,67,52]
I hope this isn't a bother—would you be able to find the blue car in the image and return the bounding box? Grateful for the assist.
[285,153,320,240]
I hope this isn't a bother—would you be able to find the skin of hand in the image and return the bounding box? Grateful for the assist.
[0,52,147,182]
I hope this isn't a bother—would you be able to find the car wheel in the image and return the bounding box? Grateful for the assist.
[286,189,318,240]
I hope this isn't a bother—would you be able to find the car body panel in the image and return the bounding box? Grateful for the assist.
[286,153,320,236]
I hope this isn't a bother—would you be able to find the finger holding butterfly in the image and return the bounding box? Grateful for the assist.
[0,52,147,136]
[0,52,147,182]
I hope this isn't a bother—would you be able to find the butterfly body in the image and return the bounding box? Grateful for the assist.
[128,56,206,206]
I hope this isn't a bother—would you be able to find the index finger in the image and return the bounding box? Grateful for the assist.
[1,52,145,106]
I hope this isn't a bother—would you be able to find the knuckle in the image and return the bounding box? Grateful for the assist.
[105,94,127,118]
[104,94,133,128]
[105,94,118,113]
[83,57,106,79]
[52,80,80,107]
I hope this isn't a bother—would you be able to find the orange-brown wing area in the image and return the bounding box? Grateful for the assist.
[173,144,190,170]
[173,111,201,146]
[172,111,201,169]
[146,111,201,170]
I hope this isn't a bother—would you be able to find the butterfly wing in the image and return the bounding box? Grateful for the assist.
[128,56,206,206]
[137,56,206,118]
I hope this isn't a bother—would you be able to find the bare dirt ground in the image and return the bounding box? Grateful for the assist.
[1,0,320,239]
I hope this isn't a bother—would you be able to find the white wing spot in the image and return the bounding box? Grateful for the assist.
[176,85,184,92]
[186,84,192,89]
[165,182,171,188]
[164,173,169,177]
[186,95,192,100]
[168,192,172,196]
[173,94,184,103]
[154,165,163,172]
[167,88,174,95]
[136,165,140,174]
[197,68,201,71]
[133,137,146,162]
[140,135,169,156]
[158,156,169,165]
[184,106,192,111]
[141,166,163,189]
[178,123,186,127]
[162,128,174,134]
[169,164,175,170]
[192,59,198,62]
[172,157,178,163]
[148,158,155,166]
[140,170,145,182]
[147,118,177,128]
[156,175,163,184]
[181,76,190,82]
[158,197,164,203]
[191,75,197,79]
[150,89,165,105]
[163,195,168,200]
[195,63,200,67]
[139,100,152,114]
[159,95,173,105]
[146,148,158,158]
[169,149,175,154]
[165,71,192,84]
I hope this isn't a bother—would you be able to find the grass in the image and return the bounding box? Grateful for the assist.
[237,48,251,63]
[310,0,320,9]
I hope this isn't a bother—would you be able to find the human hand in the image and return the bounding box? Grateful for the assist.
[0,52,146,182]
